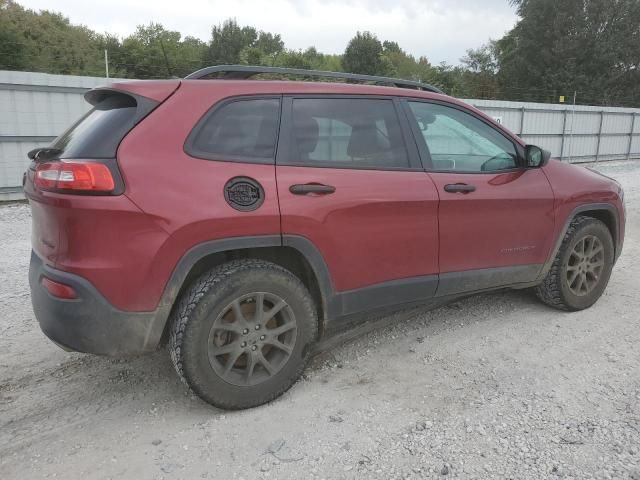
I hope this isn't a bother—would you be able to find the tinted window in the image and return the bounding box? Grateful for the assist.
[189,99,280,161]
[52,93,139,158]
[408,102,518,172]
[290,98,409,169]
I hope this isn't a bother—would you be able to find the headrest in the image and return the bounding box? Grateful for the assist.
[347,125,381,158]
[294,115,320,155]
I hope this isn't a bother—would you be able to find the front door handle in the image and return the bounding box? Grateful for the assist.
[289,183,336,195]
[444,183,476,193]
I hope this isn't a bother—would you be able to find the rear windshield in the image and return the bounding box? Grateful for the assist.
[52,93,139,159]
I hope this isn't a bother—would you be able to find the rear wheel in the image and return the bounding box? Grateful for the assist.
[536,216,614,311]
[169,259,318,409]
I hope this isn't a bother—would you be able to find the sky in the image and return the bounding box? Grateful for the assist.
[17,0,519,65]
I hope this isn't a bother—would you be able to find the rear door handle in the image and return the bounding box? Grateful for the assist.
[444,183,476,193]
[289,183,336,195]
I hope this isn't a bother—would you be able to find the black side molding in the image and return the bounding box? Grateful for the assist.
[148,231,579,349]
[437,264,542,297]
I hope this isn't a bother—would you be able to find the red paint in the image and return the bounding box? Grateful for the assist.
[542,159,625,250]
[277,166,439,291]
[24,179,170,311]
[428,169,555,273]
[25,79,625,314]
[106,80,180,103]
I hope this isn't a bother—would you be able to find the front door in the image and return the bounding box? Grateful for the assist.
[403,99,555,296]
[276,96,440,314]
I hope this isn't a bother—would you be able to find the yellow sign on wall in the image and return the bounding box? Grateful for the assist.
[559,95,565,103]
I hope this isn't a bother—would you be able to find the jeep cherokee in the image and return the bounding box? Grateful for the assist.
[25,66,626,409]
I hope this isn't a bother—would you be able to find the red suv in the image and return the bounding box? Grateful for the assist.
[25,66,625,409]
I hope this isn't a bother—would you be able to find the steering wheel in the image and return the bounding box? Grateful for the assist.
[480,154,515,172]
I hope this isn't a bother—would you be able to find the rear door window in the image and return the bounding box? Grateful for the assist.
[186,98,281,163]
[285,98,410,170]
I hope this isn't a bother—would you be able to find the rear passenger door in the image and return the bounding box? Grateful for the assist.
[275,96,440,312]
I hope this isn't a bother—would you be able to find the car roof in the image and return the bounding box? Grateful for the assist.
[104,79,524,145]
[181,79,449,100]
[107,78,451,102]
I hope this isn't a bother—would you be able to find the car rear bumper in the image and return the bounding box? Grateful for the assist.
[29,251,161,356]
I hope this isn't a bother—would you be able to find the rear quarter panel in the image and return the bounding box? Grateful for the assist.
[24,181,169,311]
[116,82,283,311]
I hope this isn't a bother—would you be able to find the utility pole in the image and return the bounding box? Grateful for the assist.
[104,49,109,79]
[567,90,576,162]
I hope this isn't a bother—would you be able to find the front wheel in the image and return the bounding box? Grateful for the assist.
[169,259,318,409]
[536,216,614,311]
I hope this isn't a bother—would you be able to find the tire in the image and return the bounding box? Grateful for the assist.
[536,216,614,311]
[169,259,318,409]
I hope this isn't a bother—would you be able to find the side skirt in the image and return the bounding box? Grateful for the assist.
[325,264,543,328]
[333,274,438,318]
[436,264,543,297]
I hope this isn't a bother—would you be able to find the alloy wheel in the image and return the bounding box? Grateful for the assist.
[566,235,605,297]
[207,292,297,386]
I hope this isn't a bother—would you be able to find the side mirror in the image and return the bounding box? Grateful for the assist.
[525,145,551,168]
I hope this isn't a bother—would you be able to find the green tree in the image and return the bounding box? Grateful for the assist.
[0,0,111,76]
[382,41,402,54]
[297,47,343,72]
[461,42,498,74]
[271,50,312,69]
[0,3,26,70]
[317,53,343,72]
[382,41,427,80]
[0,0,552,103]
[459,42,500,99]
[496,0,640,105]
[254,32,284,56]
[205,19,257,66]
[342,31,392,76]
[414,57,436,84]
[428,62,465,95]
[120,23,206,78]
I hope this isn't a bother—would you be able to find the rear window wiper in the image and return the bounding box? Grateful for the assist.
[28,147,63,162]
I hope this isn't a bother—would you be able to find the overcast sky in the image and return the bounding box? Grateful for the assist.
[18,0,518,64]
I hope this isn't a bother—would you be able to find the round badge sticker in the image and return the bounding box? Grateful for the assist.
[224,177,265,212]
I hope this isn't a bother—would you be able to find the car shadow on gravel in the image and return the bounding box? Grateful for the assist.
[2,286,546,447]
[312,287,543,360]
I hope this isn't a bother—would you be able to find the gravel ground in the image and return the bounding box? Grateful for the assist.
[1,161,640,480]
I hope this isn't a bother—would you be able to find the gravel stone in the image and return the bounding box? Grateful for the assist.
[1,161,639,479]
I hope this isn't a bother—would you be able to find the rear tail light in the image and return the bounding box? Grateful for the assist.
[34,161,115,193]
[41,277,78,299]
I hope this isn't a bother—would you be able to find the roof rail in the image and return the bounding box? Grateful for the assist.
[184,65,444,94]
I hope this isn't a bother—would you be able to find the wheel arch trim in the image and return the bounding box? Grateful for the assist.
[147,235,336,348]
[538,202,620,281]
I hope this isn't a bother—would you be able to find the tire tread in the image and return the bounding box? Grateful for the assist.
[168,259,317,410]
[536,216,610,311]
